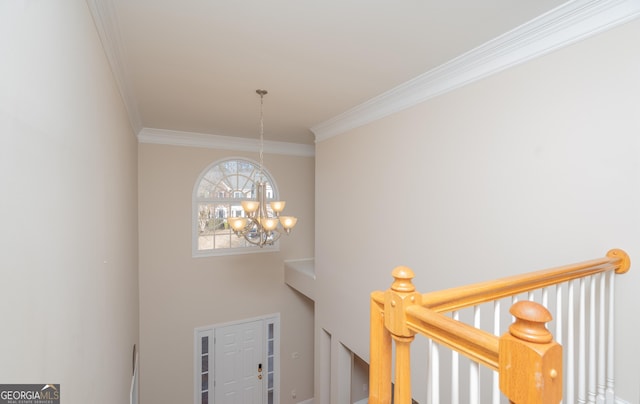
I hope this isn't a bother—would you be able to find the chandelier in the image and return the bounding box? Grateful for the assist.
[228,89,297,247]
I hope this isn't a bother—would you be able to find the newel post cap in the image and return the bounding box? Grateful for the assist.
[384,266,420,338]
[391,266,415,293]
[509,300,553,343]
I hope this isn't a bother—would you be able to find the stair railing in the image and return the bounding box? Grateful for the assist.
[369,249,630,404]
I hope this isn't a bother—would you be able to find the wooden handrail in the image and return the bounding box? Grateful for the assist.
[406,305,500,370]
[422,249,630,313]
[369,249,630,310]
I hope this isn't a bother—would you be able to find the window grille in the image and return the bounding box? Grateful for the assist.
[193,158,279,256]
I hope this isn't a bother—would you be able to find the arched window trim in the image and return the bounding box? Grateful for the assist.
[192,157,280,257]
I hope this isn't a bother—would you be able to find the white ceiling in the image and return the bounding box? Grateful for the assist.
[92,0,601,145]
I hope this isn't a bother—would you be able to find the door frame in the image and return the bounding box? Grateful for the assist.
[194,313,280,404]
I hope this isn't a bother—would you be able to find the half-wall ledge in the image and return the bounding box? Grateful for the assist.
[284,258,316,300]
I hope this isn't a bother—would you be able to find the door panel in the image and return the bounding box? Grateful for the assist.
[214,321,263,404]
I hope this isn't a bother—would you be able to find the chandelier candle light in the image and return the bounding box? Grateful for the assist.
[228,89,297,247]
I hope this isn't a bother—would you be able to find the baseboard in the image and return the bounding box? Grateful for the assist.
[297,399,314,404]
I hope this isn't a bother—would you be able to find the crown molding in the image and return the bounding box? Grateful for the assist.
[137,128,316,157]
[311,0,640,142]
[86,0,142,134]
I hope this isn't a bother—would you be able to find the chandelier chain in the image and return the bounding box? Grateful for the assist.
[257,89,267,182]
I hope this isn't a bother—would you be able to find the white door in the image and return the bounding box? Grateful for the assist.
[214,320,264,404]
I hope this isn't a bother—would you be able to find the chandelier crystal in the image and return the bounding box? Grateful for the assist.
[228,89,297,247]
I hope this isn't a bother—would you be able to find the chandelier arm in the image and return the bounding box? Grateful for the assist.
[231,216,283,247]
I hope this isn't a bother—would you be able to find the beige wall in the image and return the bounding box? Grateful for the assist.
[138,144,315,403]
[315,18,640,403]
[0,2,139,404]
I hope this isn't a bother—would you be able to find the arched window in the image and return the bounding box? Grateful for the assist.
[193,158,279,256]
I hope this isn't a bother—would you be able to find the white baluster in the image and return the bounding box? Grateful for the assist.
[567,280,575,404]
[469,361,479,404]
[427,339,433,404]
[469,305,480,404]
[492,301,500,404]
[555,284,563,345]
[578,278,587,404]
[431,340,440,404]
[556,284,563,404]
[588,276,597,404]
[606,271,615,403]
[597,273,606,404]
[452,311,459,404]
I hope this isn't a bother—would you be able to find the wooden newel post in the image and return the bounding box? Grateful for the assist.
[384,266,422,404]
[369,292,392,404]
[499,301,563,404]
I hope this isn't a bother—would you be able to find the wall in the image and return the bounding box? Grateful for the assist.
[315,18,640,403]
[138,143,315,403]
[0,2,139,404]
